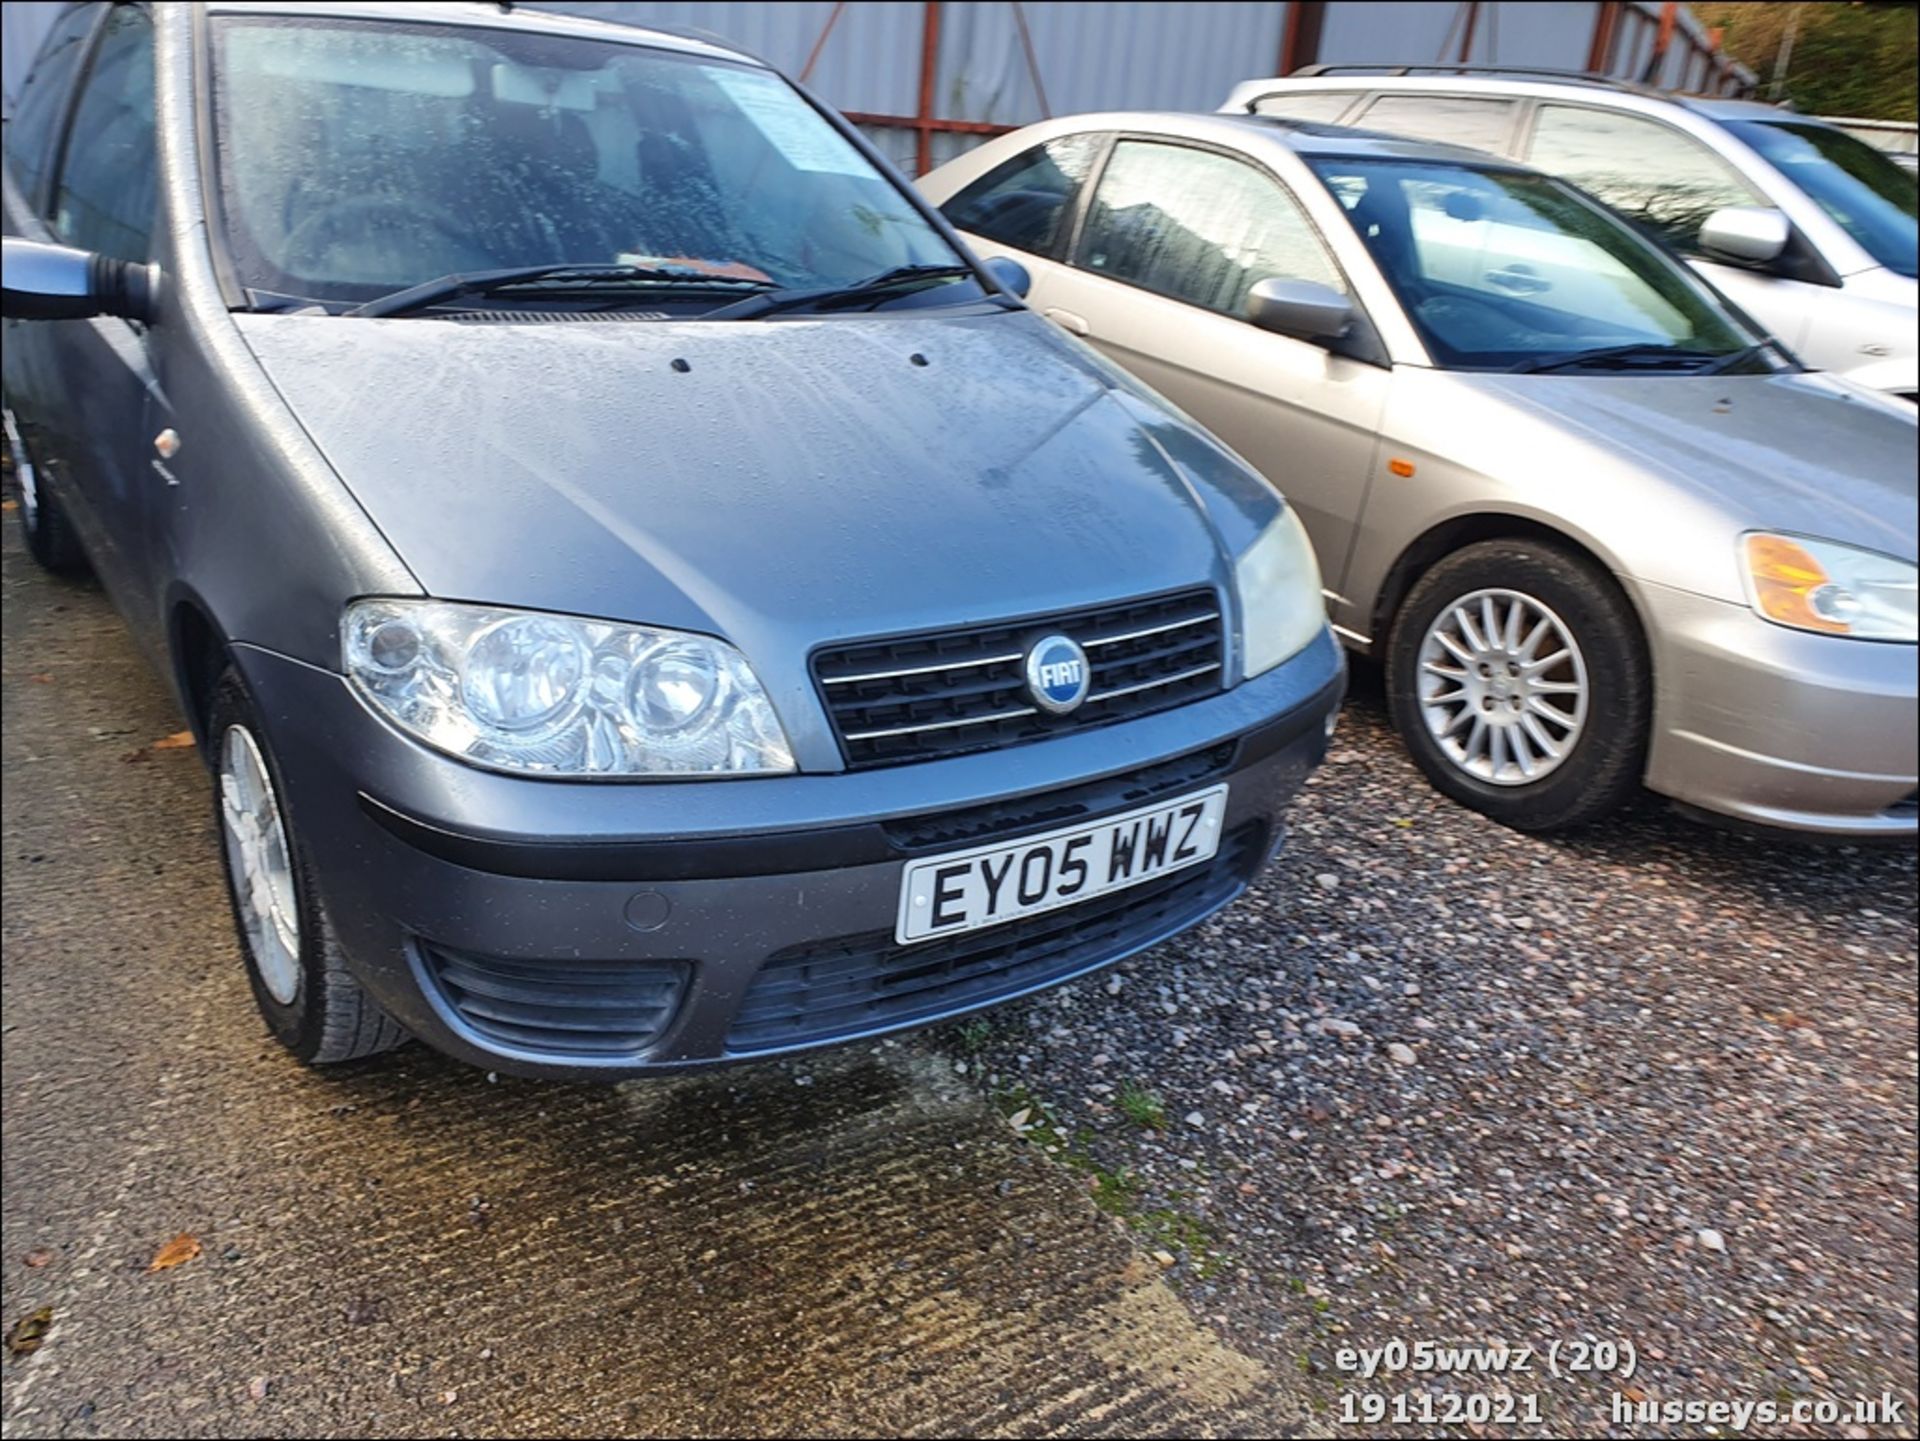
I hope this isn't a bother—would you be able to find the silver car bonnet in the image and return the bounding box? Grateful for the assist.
[1424,369,1918,586]
[234,305,1277,725]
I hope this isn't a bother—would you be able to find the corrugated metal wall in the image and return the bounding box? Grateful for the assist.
[4,2,1754,155]
[534,1,1290,174]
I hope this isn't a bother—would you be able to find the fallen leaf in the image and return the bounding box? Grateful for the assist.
[28,674,52,684]
[21,1250,52,1269]
[1,499,17,513]
[5,1307,52,1356]
[121,748,151,764]
[247,1376,270,1402]
[152,730,196,750]
[148,1233,202,1272]
[1006,1107,1031,1132]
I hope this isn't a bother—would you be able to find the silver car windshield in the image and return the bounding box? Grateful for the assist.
[208,17,961,305]
[1311,158,1753,373]
[1724,120,1918,279]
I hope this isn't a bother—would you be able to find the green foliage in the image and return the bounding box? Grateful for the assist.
[1695,2,1918,121]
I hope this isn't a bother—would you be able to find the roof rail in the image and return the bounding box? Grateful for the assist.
[1279,63,1676,99]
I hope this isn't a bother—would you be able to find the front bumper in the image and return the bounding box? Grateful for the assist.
[1637,581,1918,836]
[235,628,1344,1079]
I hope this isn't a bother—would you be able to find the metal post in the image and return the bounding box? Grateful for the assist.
[1278,1,1325,75]
[799,1,846,85]
[1456,0,1481,64]
[1769,3,1803,101]
[915,1,943,177]
[1586,1,1623,74]
[1011,2,1051,119]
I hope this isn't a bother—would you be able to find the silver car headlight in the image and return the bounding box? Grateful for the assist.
[1235,505,1326,678]
[343,600,796,776]
[1741,534,1917,643]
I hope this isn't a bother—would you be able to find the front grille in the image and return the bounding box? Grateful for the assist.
[420,945,690,1057]
[726,821,1265,1053]
[882,741,1236,853]
[813,588,1225,769]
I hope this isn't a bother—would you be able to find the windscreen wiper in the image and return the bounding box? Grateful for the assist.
[701,264,978,321]
[1703,337,1792,376]
[348,263,774,319]
[1507,342,1723,375]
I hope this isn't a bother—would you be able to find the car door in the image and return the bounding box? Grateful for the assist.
[1522,102,1820,357]
[2,3,105,504]
[1034,137,1388,604]
[38,3,171,654]
[937,130,1107,322]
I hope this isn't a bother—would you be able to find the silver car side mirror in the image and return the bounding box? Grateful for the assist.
[1246,277,1353,343]
[1,237,155,324]
[1699,206,1790,266]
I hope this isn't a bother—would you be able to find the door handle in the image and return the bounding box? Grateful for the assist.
[1044,307,1091,337]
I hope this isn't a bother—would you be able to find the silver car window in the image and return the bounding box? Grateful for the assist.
[1076,140,1345,318]
[1248,92,1363,126]
[1316,158,1749,371]
[1527,104,1763,253]
[1358,94,1519,155]
[208,16,959,303]
[941,133,1103,257]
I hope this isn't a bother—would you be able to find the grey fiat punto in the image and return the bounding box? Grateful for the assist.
[1,3,1340,1076]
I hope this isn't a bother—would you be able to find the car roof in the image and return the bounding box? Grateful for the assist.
[199,1,758,66]
[1224,73,1817,128]
[1050,110,1540,170]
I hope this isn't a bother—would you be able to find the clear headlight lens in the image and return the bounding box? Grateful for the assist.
[1235,504,1326,678]
[343,600,796,776]
[1741,534,1917,642]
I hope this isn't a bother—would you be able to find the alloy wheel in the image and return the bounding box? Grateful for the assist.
[219,724,302,1004]
[1415,588,1588,787]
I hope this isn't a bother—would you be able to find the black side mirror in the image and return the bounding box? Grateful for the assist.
[984,254,1031,299]
[2,237,155,323]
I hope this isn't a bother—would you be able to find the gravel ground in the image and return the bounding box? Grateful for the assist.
[935,666,1920,1437]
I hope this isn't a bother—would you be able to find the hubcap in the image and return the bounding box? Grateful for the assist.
[1415,588,1588,787]
[219,725,302,1005]
[2,406,38,531]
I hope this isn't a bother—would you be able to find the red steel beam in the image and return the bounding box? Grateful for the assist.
[1456,0,1481,63]
[842,110,1015,138]
[914,1,944,176]
[1278,1,1326,75]
[1586,0,1623,74]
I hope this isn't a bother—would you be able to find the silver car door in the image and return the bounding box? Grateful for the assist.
[1038,138,1389,610]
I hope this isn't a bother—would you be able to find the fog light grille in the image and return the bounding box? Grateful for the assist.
[421,945,689,1057]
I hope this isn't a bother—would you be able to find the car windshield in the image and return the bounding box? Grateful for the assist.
[1310,158,1754,372]
[1724,119,1919,279]
[208,17,961,307]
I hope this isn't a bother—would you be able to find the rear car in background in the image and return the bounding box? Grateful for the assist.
[922,112,1918,837]
[1,3,1342,1077]
[1221,70,1920,403]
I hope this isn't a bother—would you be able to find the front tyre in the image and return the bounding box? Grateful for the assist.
[208,667,409,1064]
[1386,539,1648,833]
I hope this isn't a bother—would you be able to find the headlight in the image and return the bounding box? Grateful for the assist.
[1235,505,1326,678]
[343,600,795,776]
[1740,534,1917,643]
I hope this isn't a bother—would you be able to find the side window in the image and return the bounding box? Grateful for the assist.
[51,5,156,263]
[1076,140,1344,319]
[1249,92,1362,125]
[1528,105,1762,253]
[1358,95,1519,155]
[3,3,103,211]
[941,133,1102,256]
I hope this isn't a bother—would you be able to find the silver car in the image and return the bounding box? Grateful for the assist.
[1219,72,1920,403]
[922,113,1918,836]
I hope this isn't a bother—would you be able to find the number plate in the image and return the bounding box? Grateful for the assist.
[896,784,1229,945]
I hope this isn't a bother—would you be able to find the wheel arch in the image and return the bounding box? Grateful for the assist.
[166,589,231,761]
[1369,511,1650,663]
